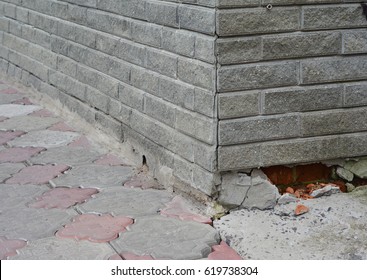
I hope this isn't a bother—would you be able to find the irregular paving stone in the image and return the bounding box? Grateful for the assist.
[52,165,134,188]
[0,93,24,104]
[208,241,243,260]
[0,104,41,117]
[30,109,54,117]
[310,185,340,198]
[56,214,133,243]
[94,154,128,166]
[0,131,25,145]
[0,184,49,211]
[0,205,76,241]
[5,164,69,185]
[123,174,160,189]
[0,116,61,131]
[109,252,154,260]
[78,186,172,217]
[214,193,367,259]
[31,146,101,166]
[8,130,80,148]
[29,187,99,209]
[48,122,75,132]
[12,97,33,105]
[10,237,116,260]
[343,159,367,179]
[0,163,25,182]
[0,236,27,260]
[0,147,45,163]
[68,135,91,148]
[160,196,212,224]
[111,216,220,260]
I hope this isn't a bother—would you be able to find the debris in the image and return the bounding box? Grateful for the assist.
[346,183,356,193]
[285,187,294,194]
[277,193,298,205]
[294,204,309,216]
[343,159,367,179]
[310,184,340,198]
[336,167,354,182]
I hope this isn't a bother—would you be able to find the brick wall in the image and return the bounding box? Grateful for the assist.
[1,0,367,200]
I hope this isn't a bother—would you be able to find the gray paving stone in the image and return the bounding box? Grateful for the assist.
[214,193,367,260]
[0,104,41,117]
[0,184,49,211]
[0,93,24,104]
[0,116,61,131]
[0,205,76,241]
[78,187,173,218]
[31,146,102,166]
[51,164,134,188]
[111,216,220,260]
[8,130,80,148]
[11,237,116,260]
[0,163,24,182]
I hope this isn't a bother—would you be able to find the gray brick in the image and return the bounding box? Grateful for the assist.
[218,91,260,119]
[86,9,131,39]
[50,36,69,56]
[50,1,68,19]
[219,115,300,145]
[28,11,57,34]
[146,49,177,78]
[96,0,146,20]
[218,144,261,171]
[146,1,178,27]
[76,64,119,98]
[217,0,260,8]
[193,141,217,172]
[8,50,48,81]
[217,7,300,36]
[9,19,22,36]
[343,30,367,54]
[162,28,195,58]
[173,155,193,186]
[66,4,88,25]
[0,17,9,32]
[16,7,29,23]
[178,58,215,91]
[176,108,216,145]
[96,34,146,67]
[194,88,216,118]
[178,5,215,35]
[301,56,367,84]
[192,166,217,195]
[108,98,131,125]
[130,66,159,95]
[58,21,96,48]
[85,86,109,113]
[61,0,97,8]
[95,111,123,141]
[194,34,215,63]
[0,45,9,60]
[263,85,344,115]
[3,3,16,18]
[158,77,195,110]
[301,108,367,137]
[118,84,144,111]
[49,70,86,100]
[106,58,131,84]
[22,26,50,49]
[59,93,96,124]
[218,62,299,92]
[263,31,341,60]
[344,82,367,107]
[131,21,161,48]
[145,95,176,127]
[216,37,262,65]
[57,56,77,77]
[302,4,367,30]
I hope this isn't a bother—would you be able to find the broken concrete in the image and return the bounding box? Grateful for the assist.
[343,158,367,179]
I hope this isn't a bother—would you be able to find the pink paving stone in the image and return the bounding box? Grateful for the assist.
[5,164,69,185]
[109,253,154,260]
[0,147,45,163]
[94,154,127,166]
[12,97,33,105]
[0,131,25,145]
[160,196,212,225]
[29,187,99,209]
[56,214,133,243]
[30,109,54,117]
[0,88,19,94]
[68,135,91,148]
[48,122,75,132]
[208,241,243,260]
[0,236,27,260]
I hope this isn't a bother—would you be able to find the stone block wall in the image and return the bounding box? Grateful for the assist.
[1,0,367,202]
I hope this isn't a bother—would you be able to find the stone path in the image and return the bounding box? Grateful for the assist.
[0,79,241,260]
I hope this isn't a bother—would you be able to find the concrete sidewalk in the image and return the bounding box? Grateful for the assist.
[0,79,242,260]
